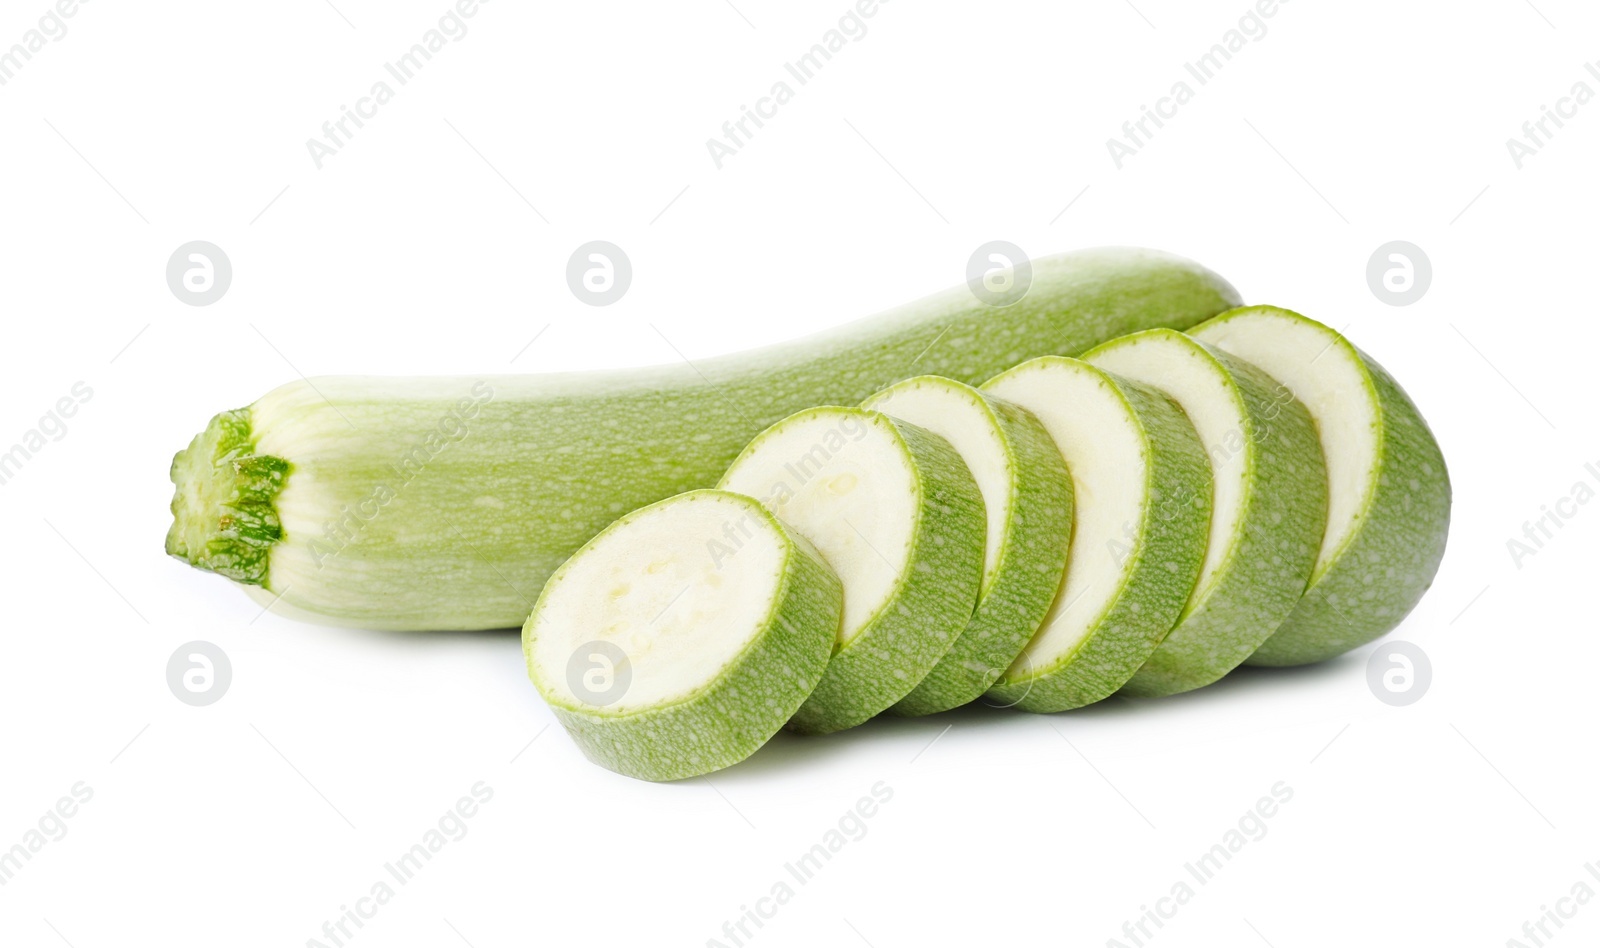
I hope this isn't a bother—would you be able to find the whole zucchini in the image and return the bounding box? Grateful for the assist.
[166,247,1240,630]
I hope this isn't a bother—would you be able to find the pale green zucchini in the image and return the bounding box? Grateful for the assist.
[981,357,1212,711]
[1189,307,1451,665]
[718,407,986,734]
[1083,329,1328,696]
[523,490,841,781]
[166,248,1240,631]
[860,377,1073,715]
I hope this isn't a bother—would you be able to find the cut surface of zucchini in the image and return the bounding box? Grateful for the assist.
[719,408,985,733]
[523,490,841,780]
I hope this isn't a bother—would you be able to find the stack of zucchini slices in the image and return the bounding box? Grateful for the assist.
[523,308,1450,781]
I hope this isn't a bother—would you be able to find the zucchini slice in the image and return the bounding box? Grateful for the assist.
[523,490,841,781]
[1190,306,1451,665]
[862,376,1074,715]
[1084,329,1328,696]
[719,407,985,734]
[981,357,1211,711]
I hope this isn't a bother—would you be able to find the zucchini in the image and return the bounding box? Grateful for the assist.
[1189,307,1451,665]
[166,248,1241,631]
[1083,329,1328,696]
[981,357,1212,711]
[861,377,1074,716]
[522,490,841,781]
[718,407,986,734]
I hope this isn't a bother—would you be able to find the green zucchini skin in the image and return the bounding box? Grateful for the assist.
[1247,353,1447,664]
[167,248,1241,631]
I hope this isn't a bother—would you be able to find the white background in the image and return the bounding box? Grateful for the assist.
[1,0,1595,945]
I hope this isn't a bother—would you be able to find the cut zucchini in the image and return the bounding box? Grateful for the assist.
[1190,306,1450,665]
[1084,329,1328,696]
[166,249,1241,632]
[981,357,1212,711]
[523,490,841,781]
[718,407,985,734]
[861,377,1073,715]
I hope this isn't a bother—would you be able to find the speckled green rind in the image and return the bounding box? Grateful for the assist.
[1192,309,1452,666]
[523,491,841,782]
[983,361,1212,712]
[168,248,1240,630]
[721,409,986,735]
[861,381,1074,716]
[1090,333,1329,697]
[165,409,289,585]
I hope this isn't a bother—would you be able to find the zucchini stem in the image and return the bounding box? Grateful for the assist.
[165,409,290,587]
